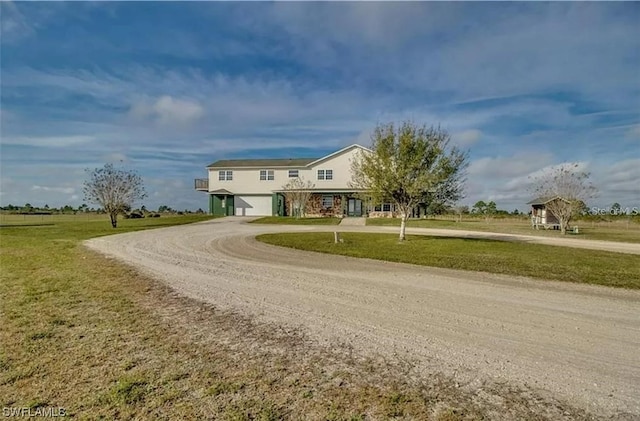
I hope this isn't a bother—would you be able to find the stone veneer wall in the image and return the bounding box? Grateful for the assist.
[304,194,343,217]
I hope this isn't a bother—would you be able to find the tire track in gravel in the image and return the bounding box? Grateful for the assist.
[85,217,640,419]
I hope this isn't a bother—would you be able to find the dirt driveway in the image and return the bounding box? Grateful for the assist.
[85,217,640,418]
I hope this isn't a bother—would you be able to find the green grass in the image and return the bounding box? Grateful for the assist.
[366,217,640,243]
[257,232,640,289]
[250,216,342,225]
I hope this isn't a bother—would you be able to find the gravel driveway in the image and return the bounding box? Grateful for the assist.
[85,217,640,418]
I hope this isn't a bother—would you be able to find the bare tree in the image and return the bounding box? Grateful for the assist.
[281,177,315,218]
[530,163,597,234]
[84,163,147,228]
[351,122,468,241]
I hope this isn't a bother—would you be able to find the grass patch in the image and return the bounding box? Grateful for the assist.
[0,213,595,419]
[109,375,150,404]
[251,216,342,225]
[366,217,640,243]
[256,232,640,289]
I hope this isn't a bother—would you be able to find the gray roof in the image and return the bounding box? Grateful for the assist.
[527,196,568,205]
[207,157,318,168]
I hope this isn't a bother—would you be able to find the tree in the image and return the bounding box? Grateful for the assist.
[351,122,468,241]
[281,176,315,218]
[574,200,590,217]
[530,163,597,234]
[453,204,469,222]
[83,163,146,228]
[611,202,621,215]
[485,200,497,221]
[472,200,486,215]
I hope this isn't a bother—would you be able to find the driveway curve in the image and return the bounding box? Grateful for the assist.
[85,217,640,418]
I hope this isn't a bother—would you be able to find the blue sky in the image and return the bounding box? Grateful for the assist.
[1,2,639,212]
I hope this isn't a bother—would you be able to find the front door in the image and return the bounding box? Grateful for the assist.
[224,195,235,216]
[347,198,363,217]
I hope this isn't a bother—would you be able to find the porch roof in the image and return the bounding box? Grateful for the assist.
[210,188,234,195]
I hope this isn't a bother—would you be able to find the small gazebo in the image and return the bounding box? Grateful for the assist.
[527,196,562,230]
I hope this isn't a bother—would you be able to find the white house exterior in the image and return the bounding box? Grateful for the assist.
[195,144,373,217]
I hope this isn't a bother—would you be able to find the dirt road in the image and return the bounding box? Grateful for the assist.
[85,217,640,418]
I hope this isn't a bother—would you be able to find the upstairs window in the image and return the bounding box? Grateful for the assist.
[317,169,333,180]
[219,170,233,181]
[259,170,275,181]
[288,170,299,178]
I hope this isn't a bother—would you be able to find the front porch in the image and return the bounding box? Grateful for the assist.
[274,192,365,218]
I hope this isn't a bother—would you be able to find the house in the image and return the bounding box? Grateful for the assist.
[527,196,563,229]
[195,144,389,217]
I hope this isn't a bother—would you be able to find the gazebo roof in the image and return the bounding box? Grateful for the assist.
[527,196,569,205]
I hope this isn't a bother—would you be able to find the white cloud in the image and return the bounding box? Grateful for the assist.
[129,95,204,126]
[469,152,554,179]
[2,135,94,147]
[625,125,640,139]
[452,129,481,147]
[103,153,129,163]
[0,1,34,42]
[31,185,75,194]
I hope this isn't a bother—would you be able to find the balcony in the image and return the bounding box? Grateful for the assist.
[194,178,208,191]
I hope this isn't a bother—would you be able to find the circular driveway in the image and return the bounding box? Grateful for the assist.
[85,217,640,418]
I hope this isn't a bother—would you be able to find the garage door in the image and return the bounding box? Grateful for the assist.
[235,195,272,216]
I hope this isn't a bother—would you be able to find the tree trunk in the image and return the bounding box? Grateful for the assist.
[559,217,566,235]
[399,212,408,241]
[110,212,118,228]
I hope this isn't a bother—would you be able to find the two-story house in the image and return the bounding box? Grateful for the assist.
[195,144,374,217]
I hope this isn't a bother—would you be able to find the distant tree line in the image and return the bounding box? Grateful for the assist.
[0,203,205,216]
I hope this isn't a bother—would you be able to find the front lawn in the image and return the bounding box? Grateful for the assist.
[366,217,640,243]
[256,232,640,289]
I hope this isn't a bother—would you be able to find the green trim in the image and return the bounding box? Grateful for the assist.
[210,194,236,216]
[271,193,278,216]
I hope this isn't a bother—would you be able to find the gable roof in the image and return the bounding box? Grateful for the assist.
[207,157,318,168]
[527,196,570,205]
[306,144,372,167]
[206,144,371,169]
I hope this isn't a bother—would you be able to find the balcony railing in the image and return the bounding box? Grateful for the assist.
[194,178,208,191]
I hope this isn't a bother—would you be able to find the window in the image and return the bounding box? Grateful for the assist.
[317,169,333,180]
[219,170,233,181]
[288,170,299,178]
[259,170,274,181]
[322,195,333,208]
[374,203,392,212]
